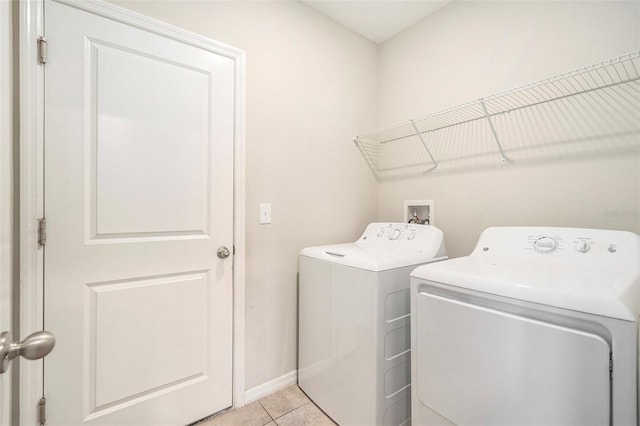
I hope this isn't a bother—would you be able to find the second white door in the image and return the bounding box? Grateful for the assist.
[43,1,235,424]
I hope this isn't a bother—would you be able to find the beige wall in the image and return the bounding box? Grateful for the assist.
[112,1,379,389]
[97,0,640,394]
[377,1,640,257]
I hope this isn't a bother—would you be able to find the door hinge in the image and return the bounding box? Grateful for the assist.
[38,396,46,425]
[38,37,47,65]
[38,218,46,247]
[609,352,613,377]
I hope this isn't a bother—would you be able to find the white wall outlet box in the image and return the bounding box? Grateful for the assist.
[259,203,271,224]
[404,199,434,225]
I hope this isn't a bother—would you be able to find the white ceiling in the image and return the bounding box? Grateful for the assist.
[301,1,452,44]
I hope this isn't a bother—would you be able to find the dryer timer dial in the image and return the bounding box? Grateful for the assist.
[533,236,558,253]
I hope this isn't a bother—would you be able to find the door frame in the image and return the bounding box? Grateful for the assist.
[1,0,14,424]
[18,1,246,424]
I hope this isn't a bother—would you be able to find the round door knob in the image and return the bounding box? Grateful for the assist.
[217,246,231,259]
[0,330,56,374]
[16,331,56,360]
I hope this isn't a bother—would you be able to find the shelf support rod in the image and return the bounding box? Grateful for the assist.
[353,137,381,177]
[410,120,439,172]
[480,98,508,164]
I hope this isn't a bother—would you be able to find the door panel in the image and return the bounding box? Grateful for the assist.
[44,1,234,424]
[89,41,211,238]
[88,272,209,410]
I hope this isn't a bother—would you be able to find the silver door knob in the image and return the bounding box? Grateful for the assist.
[0,331,56,374]
[217,246,231,259]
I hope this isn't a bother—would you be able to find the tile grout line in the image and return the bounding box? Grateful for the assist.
[257,400,276,425]
[259,399,311,424]
[277,401,314,423]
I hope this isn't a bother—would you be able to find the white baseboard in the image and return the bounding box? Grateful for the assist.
[244,370,298,405]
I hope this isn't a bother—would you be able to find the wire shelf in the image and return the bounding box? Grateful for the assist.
[354,51,640,179]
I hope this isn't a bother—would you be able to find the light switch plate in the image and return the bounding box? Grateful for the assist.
[259,203,271,224]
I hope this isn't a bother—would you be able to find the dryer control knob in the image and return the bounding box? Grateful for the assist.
[389,228,401,240]
[533,236,558,253]
[575,240,590,253]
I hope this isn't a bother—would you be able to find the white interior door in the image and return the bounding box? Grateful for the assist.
[43,1,235,424]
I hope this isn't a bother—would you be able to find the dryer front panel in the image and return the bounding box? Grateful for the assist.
[415,289,611,426]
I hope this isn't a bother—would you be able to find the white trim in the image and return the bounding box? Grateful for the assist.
[52,0,242,59]
[20,0,247,421]
[232,49,247,409]
[19,0,45,424]
[0,1,14,425]
[244,370,299,405]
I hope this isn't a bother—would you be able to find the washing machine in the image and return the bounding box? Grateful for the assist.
[410,226,639,426]
[298,222,447,426]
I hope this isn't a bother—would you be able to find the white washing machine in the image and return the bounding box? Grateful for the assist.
[298,223,447,426]
[410,226,639,426]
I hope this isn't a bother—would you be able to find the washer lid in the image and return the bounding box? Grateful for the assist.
[301,243,446,272]
[411,227,640,321]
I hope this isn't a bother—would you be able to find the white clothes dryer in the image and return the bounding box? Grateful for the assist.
[299,223,447,426]
[410,227,639,426]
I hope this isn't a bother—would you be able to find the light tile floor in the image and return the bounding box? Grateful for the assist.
[194,385,337,426]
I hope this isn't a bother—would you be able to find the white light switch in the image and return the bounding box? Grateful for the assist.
[259,203,271,224]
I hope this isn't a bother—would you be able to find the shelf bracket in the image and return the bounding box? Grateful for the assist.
[353,136,380,177]
[479,98,508,164]
[410,120,439,172]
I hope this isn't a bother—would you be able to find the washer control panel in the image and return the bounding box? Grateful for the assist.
[372,223,416,241]
[358,222,443,250]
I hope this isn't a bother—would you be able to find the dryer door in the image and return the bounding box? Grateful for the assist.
[415,289,610,426]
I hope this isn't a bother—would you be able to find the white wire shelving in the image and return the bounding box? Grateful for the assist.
[354,51,640,179]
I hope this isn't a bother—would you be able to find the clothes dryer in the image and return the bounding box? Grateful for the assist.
[410,227,639,426]
[299,223,447,426]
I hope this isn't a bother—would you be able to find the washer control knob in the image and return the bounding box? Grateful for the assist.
[407,232,416,240]
[377,230,384,237]
[575,240,590,253]
[389,228,401,240]
[534,236,558,253]
[608,245,617,253]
